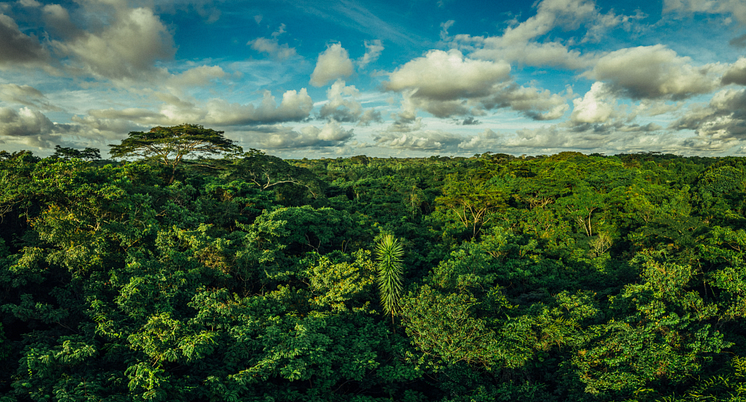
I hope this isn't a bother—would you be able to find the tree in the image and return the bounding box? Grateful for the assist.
[109,124,242,183]
[51,145,101,161]
[435,174,508,239]
[231,150,324,199]
[375,234,404,323]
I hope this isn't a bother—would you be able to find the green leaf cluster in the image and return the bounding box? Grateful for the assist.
[2,148,746,401]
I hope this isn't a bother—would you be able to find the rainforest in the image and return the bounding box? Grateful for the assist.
[1,141,746,401]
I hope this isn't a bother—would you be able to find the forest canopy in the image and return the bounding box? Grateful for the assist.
[1,142,746,401]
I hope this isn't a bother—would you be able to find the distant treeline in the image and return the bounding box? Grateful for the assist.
[1,148,745,401]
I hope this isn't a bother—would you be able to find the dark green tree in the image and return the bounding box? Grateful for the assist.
[109,124,242,183]
[51,145,101,161]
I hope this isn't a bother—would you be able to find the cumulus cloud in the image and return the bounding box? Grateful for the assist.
[319,80,363,122]
[357,39,383,68]
[671,88,746,143]
[89,89,314,127]
[0,105,147,153]
[664,0,746,25]
[248,37,298,61]
[51,5,175,81]
[462,116,480,125]
[570,82,615,123]
[18,0,41,7]
[0,84,62,111]
[498,120,671,154]
[464,36,592,70]
[385,49,510,100]
[166,65,226,89]
[42,4,80,38]
[384,49,568,120]
[722,57,746,86]
[0,107,54,137]
[70,114,144,139]
[310,43,355,87]
[203,89,313,125]
[585,45,721,100]
[251,120,354,149]
[452,0,636,70]
[0,107,105,150]
[0,13,50,68]
[375,129,463,151]
[485,84,570,120]
[88,107,163,125]
[457,129,503,150]
[359,109,383,126]
[501,0,597,43]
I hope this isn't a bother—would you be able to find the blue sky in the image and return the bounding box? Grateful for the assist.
[1,0,745,158]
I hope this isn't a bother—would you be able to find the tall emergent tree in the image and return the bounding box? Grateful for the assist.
[109,124,242,183]
[52,145,101,161]
[375,234,405,324]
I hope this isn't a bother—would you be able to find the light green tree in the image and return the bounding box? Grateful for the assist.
[375,234,404,323]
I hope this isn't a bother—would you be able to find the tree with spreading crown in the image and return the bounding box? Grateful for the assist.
[109,123,242,183]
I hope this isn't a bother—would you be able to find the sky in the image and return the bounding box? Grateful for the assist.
[0,0,745,158]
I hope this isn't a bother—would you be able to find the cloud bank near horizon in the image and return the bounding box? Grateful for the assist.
[0,0,745,158]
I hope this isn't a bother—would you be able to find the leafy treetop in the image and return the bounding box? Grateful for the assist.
[52,145,101,161]
[109,124,242,182]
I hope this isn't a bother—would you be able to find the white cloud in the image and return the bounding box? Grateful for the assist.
[384,49,567,120]
[664,0,746,25]
[373,118,464,151]
[0,107,113,151]
[631,99,684,117]
[166,65,226,89]
[570,82,615,123]
[88,107,163,123]
[485,84,570,120]
[71,114,143,138]
[473,39,592,70]
[251,120,353,149]
[248,37,298,61]
[585,45,722,100]
[457,129,503,150]
[375,129,463,151]
[0,105,147,153]
[501,121,670,154]
[51,5,175,81]
[359,109,382,126]
[18,0,41,8]
[0,107,54,137]
[310,43,355,87]
[358,39,383,68]
[453,0,634,70]
[0,84,62,111]
[88,89,314,127]
[499,0,596,45]
[385,49,510,100]
[319,79,363,122]
[440,20,455,41]
[672,88,746,142]
[309,120,354,141]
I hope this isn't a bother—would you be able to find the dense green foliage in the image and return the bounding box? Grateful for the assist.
[1,147,746,401]
[109,124,242,184]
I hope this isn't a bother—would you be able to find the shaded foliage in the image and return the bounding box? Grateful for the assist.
[1,149,745,401]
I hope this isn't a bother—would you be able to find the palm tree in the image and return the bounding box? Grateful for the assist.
[375,234,404,324]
